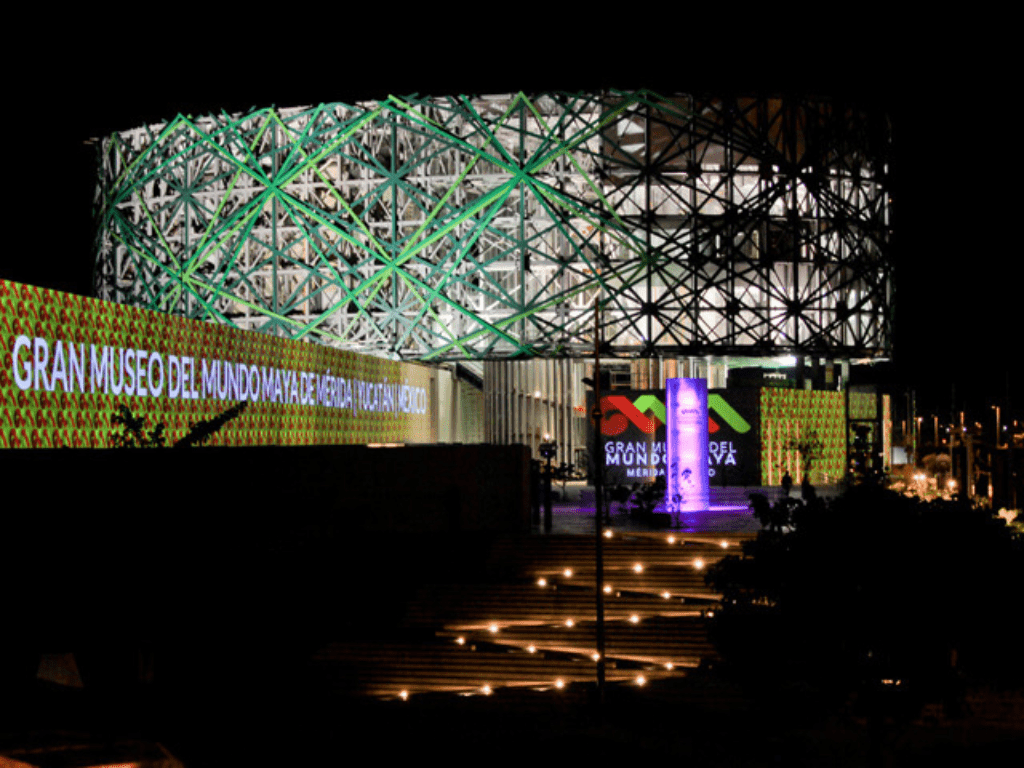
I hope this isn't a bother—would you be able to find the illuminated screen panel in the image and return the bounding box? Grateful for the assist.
[588,387,758,486]
[1,280,432,448]
[666,378,709,512]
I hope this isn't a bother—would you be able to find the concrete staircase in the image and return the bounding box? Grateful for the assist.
[313,529,754,700]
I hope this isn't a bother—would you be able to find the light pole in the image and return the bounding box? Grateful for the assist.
[584,299,606,712]
[992,405,1001,449]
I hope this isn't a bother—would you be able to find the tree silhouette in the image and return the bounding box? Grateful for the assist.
[707,486,1024,738]
[173,401,249,448]
[110,401,248,448]
[783,430,824,480]
[110,404,166,448]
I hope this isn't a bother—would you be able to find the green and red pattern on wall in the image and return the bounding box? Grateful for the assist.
[759,388,847,486]
[1,280,433,449]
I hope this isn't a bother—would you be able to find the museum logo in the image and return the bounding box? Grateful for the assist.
[600,393,751,436]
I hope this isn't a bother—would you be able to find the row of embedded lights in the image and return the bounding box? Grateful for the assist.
[601,529,732,548]
[456,633,675,662]
[559,530,733,580]
[397,639,665,702]
[398,673,654,701]
[603,529,733,555]
[539,574,698,604]
[393,650,666,701]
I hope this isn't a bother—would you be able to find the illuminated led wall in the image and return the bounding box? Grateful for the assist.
[1,279,433,448]
[666,378,709,512]
[759,388,846,486]
[590,387,759,486]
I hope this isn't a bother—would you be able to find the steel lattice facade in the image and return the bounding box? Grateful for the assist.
[94,91,892,363]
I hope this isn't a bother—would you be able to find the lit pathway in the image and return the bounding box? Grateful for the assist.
[313,526,756,700]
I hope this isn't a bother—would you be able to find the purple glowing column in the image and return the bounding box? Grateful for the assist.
[666,377,709,513]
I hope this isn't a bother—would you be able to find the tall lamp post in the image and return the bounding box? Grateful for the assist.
[585,300,606,712]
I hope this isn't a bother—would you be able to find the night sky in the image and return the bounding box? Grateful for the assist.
[2,19,1012,428]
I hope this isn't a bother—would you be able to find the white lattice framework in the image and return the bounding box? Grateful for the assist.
[94,91,892,362]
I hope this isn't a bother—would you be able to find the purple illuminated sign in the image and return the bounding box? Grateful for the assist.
[666,378,709,513]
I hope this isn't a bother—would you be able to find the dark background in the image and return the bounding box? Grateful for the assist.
[2,15,1012,429]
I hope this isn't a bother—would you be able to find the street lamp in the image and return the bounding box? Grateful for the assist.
[582,299,606,710]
